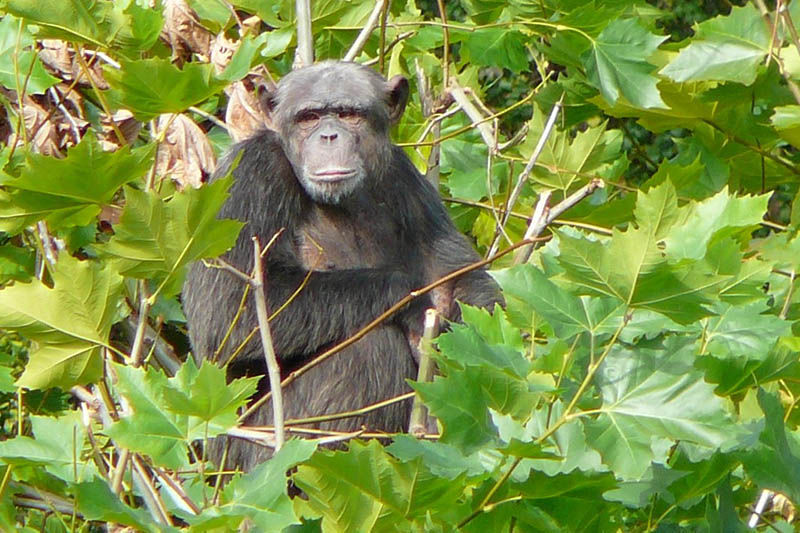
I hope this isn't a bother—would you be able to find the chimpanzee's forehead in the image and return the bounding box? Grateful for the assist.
[275,61,387,113]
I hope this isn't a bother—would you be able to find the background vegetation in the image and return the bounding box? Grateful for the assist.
[0,0,798,530]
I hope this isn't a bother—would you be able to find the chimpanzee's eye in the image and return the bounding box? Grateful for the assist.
[297,111,321,129]
[338,110,363,125]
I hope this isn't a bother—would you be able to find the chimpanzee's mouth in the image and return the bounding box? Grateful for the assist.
[313,169,356,182]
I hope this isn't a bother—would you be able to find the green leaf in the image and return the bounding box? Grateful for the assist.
[698,341,800,396]
[97,178,244,298]
[0,16,58,94]
[584,338,747,479]
[0,412,97,482]
[496,402,606,476]
[771,104,800,148]
[294,440,467,531]
[0,244,35,283]
[261,26,294,59]
[109,360,257,469]
[527,117,620,191]
[104,58,227,121]
[581,18,667,108]
[663,187,769,261]
[75,478,165,533]
[0,132,154,233]
[162,358,258,425]
[661,4,768,85]
[108,364,189,470]
[739,389,800,504]
[701,302,791,361]
[2,0,163,52]
[387,436,488,479]
[462,28,529,73]
[211,439,316,531]
[0,254,123,390]
[437,322,530,379]
[491,265,591,339]
[217,36,263,82]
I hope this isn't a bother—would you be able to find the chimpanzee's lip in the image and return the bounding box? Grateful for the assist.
[313,169,356,182]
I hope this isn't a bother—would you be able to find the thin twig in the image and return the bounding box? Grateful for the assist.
[130,281,151,368]
[286,391,415,426]
[151,466,201,515]
[294,0,314,68]
[189,106,228,130]
[378,1,389,73]
[250,237,284,450]
[344,0,387,61]
[510,178,605,265]
[437,0,450,84]
[449,83,496,150]
[511,191,551,266]
[409,309,439,436]
[111,449,130,496]
[132,455,173,526]
[489,95,563,257]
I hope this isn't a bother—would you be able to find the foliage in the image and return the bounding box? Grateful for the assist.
[0,0,798,531]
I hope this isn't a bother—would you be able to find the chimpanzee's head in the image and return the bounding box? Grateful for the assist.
[264,61,409,204]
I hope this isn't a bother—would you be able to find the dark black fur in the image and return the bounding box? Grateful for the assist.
[183,62,500,471]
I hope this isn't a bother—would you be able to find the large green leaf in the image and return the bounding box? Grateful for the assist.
[0,132,154,233]
[0,412,96,482]
[105,58,227,121]
[162,358,258,425]
[108,365,189,470]
[584,339,747,479]
[1,0,163,52]
[75,478,165,533]
[661,4,768,85]
[491,264,593,339]
[109,362,257,470]
[96,178,243,298]
[0,254,123,390]
[294,440,467,531]
[663,187,769,261]
[210,439,316,531]
[461,28,529,73]
[0,16,58,94]
[581,18,667,108]
[739,390,800,504]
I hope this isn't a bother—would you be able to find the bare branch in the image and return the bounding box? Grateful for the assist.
[294,0,314,68]
[512,179,605,265]
[449,83,495,150]
[489,95,563,257]
[344,0,388,61]
[409,309,439,436]
[512,191,551,266]
[251,237,285,450]
[132,455,173,526]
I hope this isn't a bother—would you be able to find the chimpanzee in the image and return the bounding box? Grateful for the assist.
[183,61,501,471]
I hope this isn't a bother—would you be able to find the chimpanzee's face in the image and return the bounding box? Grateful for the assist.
[268,62,408,204]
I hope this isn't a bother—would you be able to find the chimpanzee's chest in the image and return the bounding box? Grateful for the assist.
[295,205,408,271]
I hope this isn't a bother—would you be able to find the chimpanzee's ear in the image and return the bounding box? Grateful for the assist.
[257,82,279,130]
[387,75,409,124]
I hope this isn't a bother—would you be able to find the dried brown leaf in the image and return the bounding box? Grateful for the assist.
[162,0,212,63]
[224,79,270,141]
[154,114,215,189]
[210,34,238,74]
[39,40,109,89]
[98,110,141,151]
[2,90,62,157]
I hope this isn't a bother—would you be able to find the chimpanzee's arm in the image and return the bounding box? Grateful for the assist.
[387,150,502,316]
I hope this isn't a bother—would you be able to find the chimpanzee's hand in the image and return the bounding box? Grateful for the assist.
[395,289,433,340]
